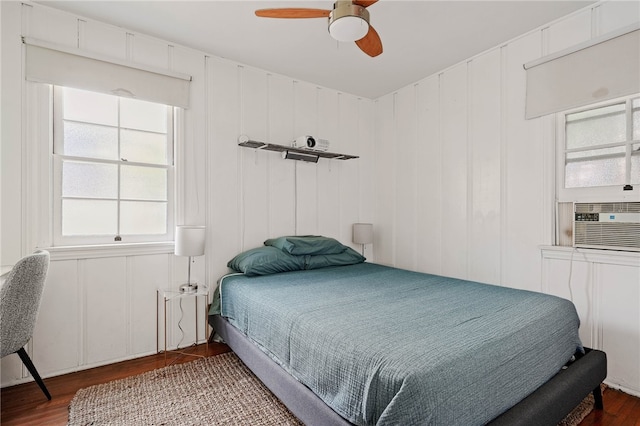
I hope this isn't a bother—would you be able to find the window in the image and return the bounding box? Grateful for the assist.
[559,95,639,199]
[53,87,174,245]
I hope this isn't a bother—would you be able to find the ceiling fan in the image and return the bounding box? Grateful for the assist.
[255,0,383,57]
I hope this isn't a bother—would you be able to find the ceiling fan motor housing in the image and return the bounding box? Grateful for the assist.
[328,1,370,42]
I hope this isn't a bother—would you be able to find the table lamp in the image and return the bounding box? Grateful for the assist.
[175,225,205,293]
[352,223,373,256]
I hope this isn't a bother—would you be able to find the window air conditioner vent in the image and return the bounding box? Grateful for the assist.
[573,202,640,251]
[575,202,640,214]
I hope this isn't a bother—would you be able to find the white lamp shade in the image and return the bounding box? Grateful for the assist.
[329,16,369,42]
[352,223,373,245]
[175,225,205,256]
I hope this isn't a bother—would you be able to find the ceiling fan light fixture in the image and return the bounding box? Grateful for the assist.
[328,3,370,42]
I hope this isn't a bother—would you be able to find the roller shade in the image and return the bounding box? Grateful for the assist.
[524,24,640,119]
[24,38,191,108]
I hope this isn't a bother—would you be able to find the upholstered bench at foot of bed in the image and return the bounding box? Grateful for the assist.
[489,348,607,426]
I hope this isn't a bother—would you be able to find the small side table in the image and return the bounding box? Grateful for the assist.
[156,286,209,363]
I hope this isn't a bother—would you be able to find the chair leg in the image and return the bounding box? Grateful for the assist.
[16,347,51,400]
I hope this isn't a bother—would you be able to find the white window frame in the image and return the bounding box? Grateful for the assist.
[556,94,639,203]
[25,82,176,250]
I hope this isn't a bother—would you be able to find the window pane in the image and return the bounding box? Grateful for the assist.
[63,88,117,126]
[120,201,167,234]
[566,145,625,160]
[62,199,117,235]
[120,98,167,133]
[566,103,626,149]
[120,129,168,165]
[565,156,625,188]
[120,165,166,200]
[62,161,118,198]
[62,121,118,159]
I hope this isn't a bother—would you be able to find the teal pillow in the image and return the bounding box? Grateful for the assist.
[227,246,305,276]
[305,246,366,270]
[264,235,346,255]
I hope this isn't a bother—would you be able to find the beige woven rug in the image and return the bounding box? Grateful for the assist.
[68,351,598,426]
[558,384,606,426]
[68,352,302,425]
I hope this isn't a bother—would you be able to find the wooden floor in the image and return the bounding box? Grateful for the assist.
[1,343,231,426]
[2,343,639,425]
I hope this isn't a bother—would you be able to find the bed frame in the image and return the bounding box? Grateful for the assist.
[211,314,606,426]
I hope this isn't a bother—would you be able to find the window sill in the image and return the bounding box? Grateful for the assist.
[42,242,175,261]
[539,245,640,267]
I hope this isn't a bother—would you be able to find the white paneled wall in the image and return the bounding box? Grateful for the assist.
[372,1,640,395]
[1,1,373,387]
[206,58,373,282]
[372,1,638,289]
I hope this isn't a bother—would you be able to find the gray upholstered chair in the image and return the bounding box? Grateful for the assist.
[0,250,51,400]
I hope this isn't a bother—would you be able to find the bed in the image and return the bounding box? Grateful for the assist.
[208,236,607,425]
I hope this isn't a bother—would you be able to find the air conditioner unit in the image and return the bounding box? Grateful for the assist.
[573,202,640,251]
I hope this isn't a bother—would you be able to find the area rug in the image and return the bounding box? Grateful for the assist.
[558,384,606,426]
[68,352,302,425]
[69,351,601,426]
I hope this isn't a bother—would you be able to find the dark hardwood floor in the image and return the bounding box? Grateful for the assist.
[1,343,231,426]
[2,343,639,425]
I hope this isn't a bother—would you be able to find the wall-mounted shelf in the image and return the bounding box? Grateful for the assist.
[238,136,359,162]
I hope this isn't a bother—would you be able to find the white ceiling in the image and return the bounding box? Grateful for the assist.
[37,0,595,99]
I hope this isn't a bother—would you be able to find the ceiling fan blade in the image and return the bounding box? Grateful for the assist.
[353,0,378,8]
[355,25,383,57]
[255,8,331,19]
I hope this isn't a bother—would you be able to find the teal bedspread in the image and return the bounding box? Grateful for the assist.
[210,263,582,426]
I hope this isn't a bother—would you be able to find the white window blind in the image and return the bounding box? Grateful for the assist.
[24,38,191,108]
[524,24,640,120]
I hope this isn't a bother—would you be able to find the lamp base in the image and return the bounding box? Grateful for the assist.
[179,283,198,294]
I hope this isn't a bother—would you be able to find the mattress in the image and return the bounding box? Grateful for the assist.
[210,262,583,426]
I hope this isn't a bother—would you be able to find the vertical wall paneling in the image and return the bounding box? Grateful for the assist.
[468,50,502,285]
[240,67,270,248]
[357,98,375,260]
[293,81,319,235]
[440,63,468,280]
[542,256,593,346]
[337,94,360,246]
[22,2,76,47]
[357,97,375,226]
[546,9,593,53]
[130,255,170,355]
[173,46,207,227]
[317,88,341,239]
[130,33,171,70]
[415,76,442,274]
[78,19,127,59]
[393,85,418,271]
[1,1,23,265]
[0,0,22,383]
[599,264,640,394]
[208,57,241,280]
[267,74,296,239]
[502,32,543,292]
[84,257,128,365]
[598,0,640,35]
[373,95,396,265]
[32,260,79,376]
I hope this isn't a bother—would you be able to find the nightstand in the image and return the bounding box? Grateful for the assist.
[156,286,209,362]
